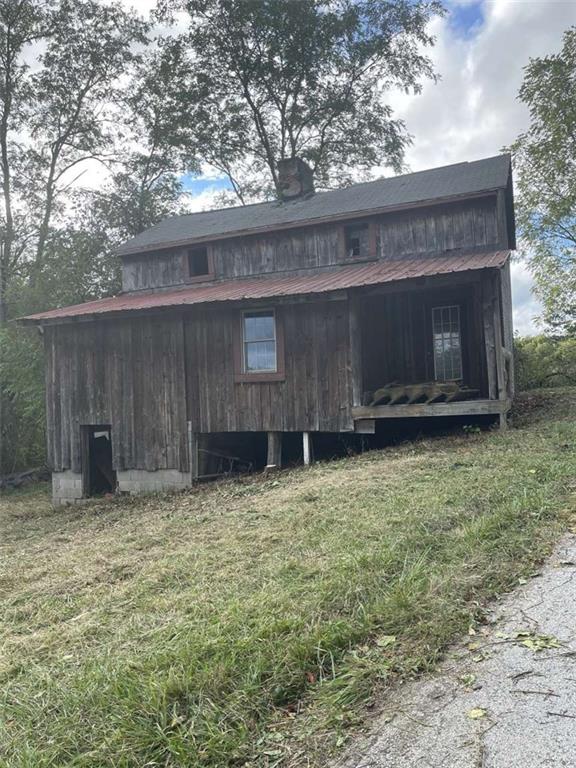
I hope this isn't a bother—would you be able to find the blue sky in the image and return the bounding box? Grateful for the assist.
[182,175,231,196]
[447,0,485,38]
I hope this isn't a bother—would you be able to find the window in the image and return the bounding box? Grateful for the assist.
[243,311,277,372]
[432,305,463,381]
[344,223,370,259]
[187,246,212,279]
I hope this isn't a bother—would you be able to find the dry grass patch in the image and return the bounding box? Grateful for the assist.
[1,390,575,767]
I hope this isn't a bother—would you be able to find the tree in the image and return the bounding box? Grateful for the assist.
[0,0,148,321]
[510,26,576,336]
[158,0,444,201]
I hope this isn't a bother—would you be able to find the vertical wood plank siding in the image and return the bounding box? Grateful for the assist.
[184,300,352,434]
[378,198,499,260]
[45,300,353,472]
[122,197,501,292]
[45,318,188,473]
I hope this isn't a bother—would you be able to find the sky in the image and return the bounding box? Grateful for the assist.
[392,0,576,335]
[170,0,575,336]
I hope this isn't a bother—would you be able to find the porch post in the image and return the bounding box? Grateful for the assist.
[348,293,363,407]
[303,431,311,466]
[266,431,282,469]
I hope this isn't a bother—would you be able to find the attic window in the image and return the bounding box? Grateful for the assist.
[187,246,212,280]
[344,223,370,259]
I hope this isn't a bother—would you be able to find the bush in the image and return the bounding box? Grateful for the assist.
[514,334,576,391]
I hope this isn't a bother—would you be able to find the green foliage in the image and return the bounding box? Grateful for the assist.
[510,27,576,334]
[0,326,45,473]
[159,0,444,200]
[514,334,576,390]
[1,392,573,765]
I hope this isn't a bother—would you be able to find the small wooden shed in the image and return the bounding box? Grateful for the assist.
[22,155,516,505]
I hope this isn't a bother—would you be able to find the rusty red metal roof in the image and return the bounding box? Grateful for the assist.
[20,251,510,324]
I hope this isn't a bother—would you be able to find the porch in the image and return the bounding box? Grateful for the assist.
[349,267,514,431]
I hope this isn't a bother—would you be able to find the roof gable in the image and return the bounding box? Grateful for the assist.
[117,154,511,257]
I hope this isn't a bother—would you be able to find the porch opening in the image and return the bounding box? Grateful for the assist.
[358,282,485,408]
[81,425,116,497]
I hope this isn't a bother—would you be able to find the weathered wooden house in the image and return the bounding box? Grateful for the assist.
[23,155,515,506]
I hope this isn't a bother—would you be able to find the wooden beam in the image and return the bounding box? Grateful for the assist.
[354,418,376,434]
[492,276,506,402]
[266,431,282,469]
[348,295,363,407]
[482,273,498,400]
[500,260,515,398]
[352,399,511,420]
[302,432,311,465]
[189,424,199,481]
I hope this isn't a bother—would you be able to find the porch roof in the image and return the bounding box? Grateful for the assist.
[20,250,509,325]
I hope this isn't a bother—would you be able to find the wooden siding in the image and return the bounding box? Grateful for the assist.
[45,317,188,473]
[122,249,188,292]
[45,299,353,472]
[121,196,503,292]
[185,300,352,433]
[377,197,500,260]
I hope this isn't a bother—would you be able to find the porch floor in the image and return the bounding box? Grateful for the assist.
[352,398,511,421]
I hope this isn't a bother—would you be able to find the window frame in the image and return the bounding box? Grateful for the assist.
[342,220,378,263]
[185,245,215,283]
[234,307,285,383]
[431,304,464,382]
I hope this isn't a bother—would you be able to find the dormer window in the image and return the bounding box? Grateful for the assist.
[187,246,213,281]
[344,223,370,259]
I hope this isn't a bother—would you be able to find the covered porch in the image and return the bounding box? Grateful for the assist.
[349,264,514,431]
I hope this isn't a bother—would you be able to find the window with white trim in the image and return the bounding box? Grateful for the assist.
[242,310,277,372]
[432,305,463,381]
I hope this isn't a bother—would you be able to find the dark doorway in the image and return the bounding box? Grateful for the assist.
[81,425,116,497]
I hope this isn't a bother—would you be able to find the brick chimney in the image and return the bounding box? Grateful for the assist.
[277,157,315,200]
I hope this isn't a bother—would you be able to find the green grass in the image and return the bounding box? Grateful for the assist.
[1,390,575,767]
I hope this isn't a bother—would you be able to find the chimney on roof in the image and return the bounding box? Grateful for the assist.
[277,157,315,201]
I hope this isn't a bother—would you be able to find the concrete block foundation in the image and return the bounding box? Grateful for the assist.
[116,469,190,495]
[52,468,190,506]
[52,470,83,507]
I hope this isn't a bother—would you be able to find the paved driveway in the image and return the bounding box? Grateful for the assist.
[338,535,576,768]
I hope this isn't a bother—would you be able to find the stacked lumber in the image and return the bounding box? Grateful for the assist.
[369,382,479,407]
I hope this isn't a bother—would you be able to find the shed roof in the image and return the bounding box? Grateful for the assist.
[117,154,512,256]
[21,250,510,325]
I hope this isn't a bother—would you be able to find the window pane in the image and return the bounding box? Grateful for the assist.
[432,306,462,381]
[345,224,369,258]
[244,312,275,342]
[245,340,276,371]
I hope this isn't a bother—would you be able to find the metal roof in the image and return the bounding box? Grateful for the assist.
[117,154,511,256]
[21,251,510,324]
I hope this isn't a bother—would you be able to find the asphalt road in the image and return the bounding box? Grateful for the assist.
[337,535,576,768]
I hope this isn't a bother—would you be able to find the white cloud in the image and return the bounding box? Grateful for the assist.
[390,0,576,335]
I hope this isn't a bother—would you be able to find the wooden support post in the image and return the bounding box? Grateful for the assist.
[482,272,498,401]
[348,294,363,407]
[500,260,515,398]
[499,411,508,431]
[303,432,311,466]
[189,423,199,481]
[266,431,282,469]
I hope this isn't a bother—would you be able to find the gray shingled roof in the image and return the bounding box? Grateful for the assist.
[117,154,511,256]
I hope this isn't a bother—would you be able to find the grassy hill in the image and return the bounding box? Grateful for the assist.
[1,391,575,767]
